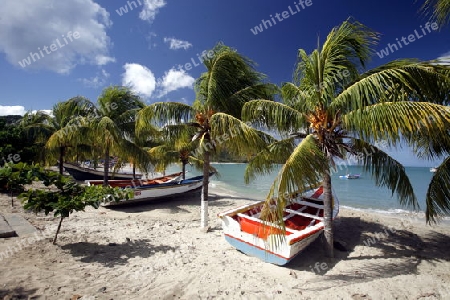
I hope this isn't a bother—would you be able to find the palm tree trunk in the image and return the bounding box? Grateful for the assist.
[323,171,334,258]
[200,150,210,228]
[103,147,109,187]
[58,146,64,175]
[182,162,186,180]
[133,164,136,180]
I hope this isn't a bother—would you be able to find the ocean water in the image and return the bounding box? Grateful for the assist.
[174,163,435,214]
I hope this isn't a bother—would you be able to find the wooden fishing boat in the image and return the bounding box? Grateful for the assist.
[64,162,142,180]
[85,172,182,188]
[218,186,339,265]
[96,174,205,206]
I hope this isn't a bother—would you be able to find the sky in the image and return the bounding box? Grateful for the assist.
[0,0,448,167]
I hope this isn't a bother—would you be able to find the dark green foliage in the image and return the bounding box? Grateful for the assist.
[0,116,41,165]
[0,162,44,205]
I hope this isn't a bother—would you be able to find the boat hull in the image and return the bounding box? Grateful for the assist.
[218,186,339,265]
[223,230,322,265]
[101,175,204,206]
[64,163,142,180]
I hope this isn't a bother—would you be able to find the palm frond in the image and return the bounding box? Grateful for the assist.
[256,135,328,249]
[331,61,450,113]
[426,156,450,222]
[343,102,450,144]
[406,122,450,159]
[421,0,450,27]
[209,113,269,157]
[244,138,296,184]
[194,43,273,117]
[113,138,153,173]
[137,102,195,131]
[187,155,218,175]
[148,145,179,172]
[242,100,305,134]
[352,138,418,208]
[281,82,315,113]
[268,135,328,200]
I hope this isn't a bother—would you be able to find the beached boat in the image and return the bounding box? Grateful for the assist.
[63,162,142,180]
[96,174,205,206]
[85,172,182,188]
[218,186,339,265]
[339,174,360,179]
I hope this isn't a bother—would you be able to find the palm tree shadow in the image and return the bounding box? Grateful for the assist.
[102,191,203,213]
[0,287,39,299]
[60,239,178,267]
[287,216,450,289]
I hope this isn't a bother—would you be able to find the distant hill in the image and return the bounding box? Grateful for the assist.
[0,115,22,125]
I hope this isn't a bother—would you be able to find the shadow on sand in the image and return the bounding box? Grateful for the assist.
[102,190,258,214]
[286,215,450,290]
[60,239,178,268]
[0,287,39,299]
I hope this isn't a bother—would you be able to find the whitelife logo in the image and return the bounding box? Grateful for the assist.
[18,31,81,68]
[376,22,439,58]
[250,0,313,35]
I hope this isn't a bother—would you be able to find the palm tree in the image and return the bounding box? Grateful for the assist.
[242,19,450,258]
[138,43,276,228]
[418,0,450,222]
[21,97,91,174]
[147,125,218,179]
[421,0,450,27]
[82,86,152,186]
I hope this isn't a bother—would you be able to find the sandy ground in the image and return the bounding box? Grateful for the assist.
[1,184,450,300]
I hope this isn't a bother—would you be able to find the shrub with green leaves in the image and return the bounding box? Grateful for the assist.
[19,169,133,244]
[0,162,45,206]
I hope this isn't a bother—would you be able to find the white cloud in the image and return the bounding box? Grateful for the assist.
[0,0,113,73]
[95,55,116,66]
[157,68,195,97]
[79,69,110,88]
[0,106,26,116]
[122,63,157,98]
[139,0,166,22]
[164,37,192,50]
[0,106,52,116]
[437,51,450,65]
[146,32,158,49]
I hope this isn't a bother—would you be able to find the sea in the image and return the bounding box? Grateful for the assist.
[166,163,437,215]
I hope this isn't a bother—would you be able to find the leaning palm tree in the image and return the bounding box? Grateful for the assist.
[421,0,450,27]
[82,86,152,186]
[242,19,450,258]
[138,43,276,228]
[21,97,91,174]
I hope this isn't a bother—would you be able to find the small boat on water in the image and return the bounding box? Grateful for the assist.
[339,174,360,179]
[430,167,437,173]
[218,186,339,265]
[85,172,182,188]
[94,174,207,207]
[64,162,142,180]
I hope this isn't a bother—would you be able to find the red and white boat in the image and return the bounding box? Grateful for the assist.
[85,172,182,188]
[218,186,339,265]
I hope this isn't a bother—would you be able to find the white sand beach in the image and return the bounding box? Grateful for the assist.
[1,185,450,300]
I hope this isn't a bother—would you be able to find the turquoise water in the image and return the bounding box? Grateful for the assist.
[172,163,435,213]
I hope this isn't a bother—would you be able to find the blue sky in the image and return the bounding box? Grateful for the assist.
[0,0,448,166]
